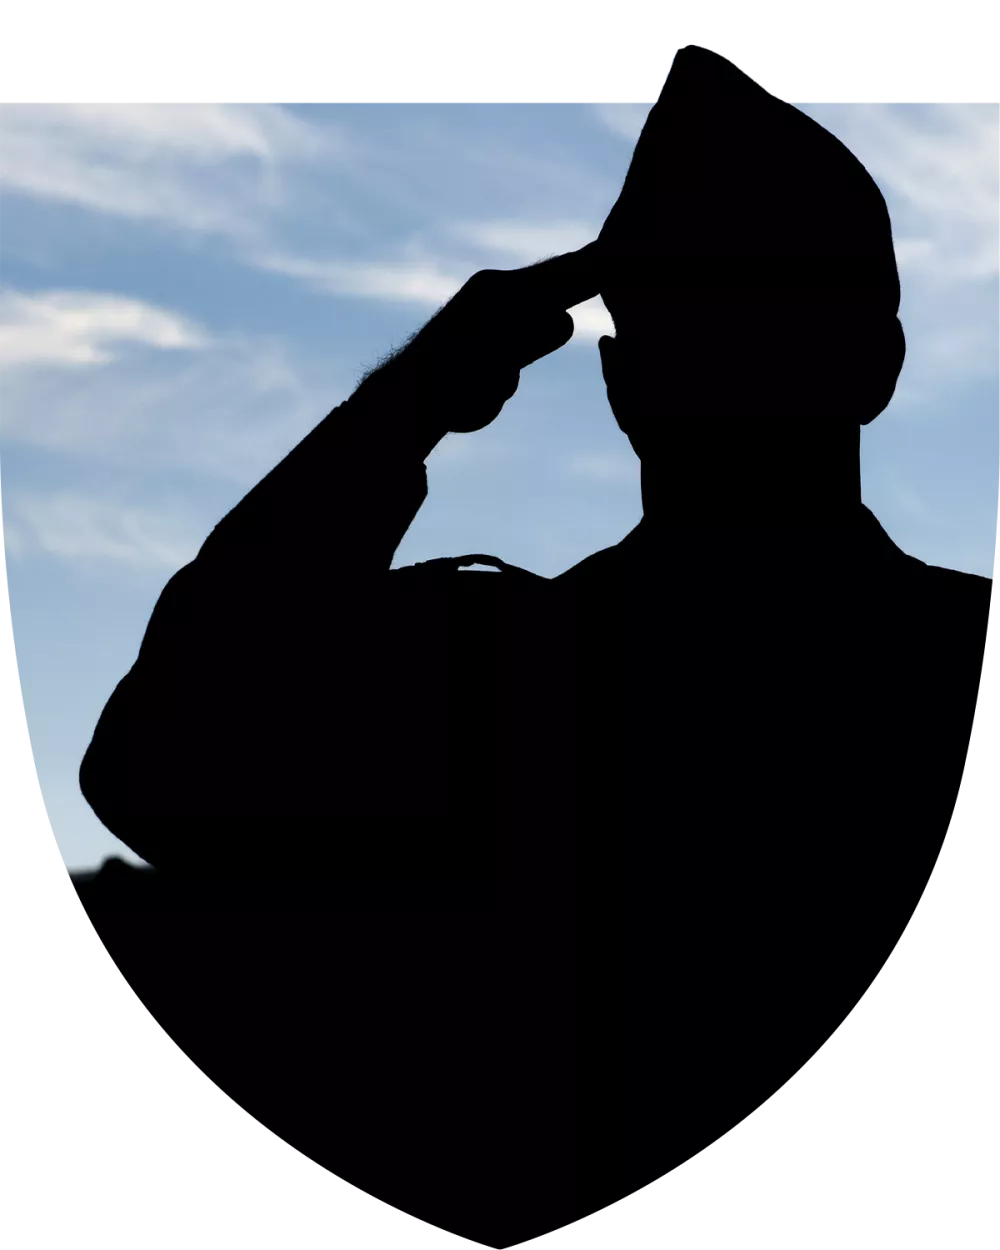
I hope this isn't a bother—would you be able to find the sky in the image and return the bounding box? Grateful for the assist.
[0,100,997,873]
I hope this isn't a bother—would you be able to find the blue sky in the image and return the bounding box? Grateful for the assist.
[0,101,996,872]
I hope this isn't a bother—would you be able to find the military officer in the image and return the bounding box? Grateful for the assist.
[74,44,992,1247]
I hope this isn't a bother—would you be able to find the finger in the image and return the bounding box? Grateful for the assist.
[517,309,576,367]
[510,241,602,310]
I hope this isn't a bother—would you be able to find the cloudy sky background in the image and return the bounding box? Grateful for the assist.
[0,100,996,871]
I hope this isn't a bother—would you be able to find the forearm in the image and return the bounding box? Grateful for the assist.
[196,369,449,580]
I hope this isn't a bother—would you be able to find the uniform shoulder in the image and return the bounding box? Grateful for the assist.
[908,556,992,604]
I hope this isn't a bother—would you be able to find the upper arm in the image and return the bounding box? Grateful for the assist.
[78,564,487,875]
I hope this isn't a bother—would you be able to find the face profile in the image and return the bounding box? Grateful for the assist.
[600,300,906,415]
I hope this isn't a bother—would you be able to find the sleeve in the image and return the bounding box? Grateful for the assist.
[78,378,452,875]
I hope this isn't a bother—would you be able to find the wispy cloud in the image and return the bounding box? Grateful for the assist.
[889,288,999,414]
[442,127,618,222]
[252,250,463,307]
[0,103,338,244]
[0,294,332,486]
[0,288,210,369]
[590,103,654,144]
[4,490,204,572]
[805,103,999,285]
[449,218,598,264]
[253,233,616,343]
[907,293,998,378]
[819,106,1000,414]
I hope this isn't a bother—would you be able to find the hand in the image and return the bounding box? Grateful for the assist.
[370,242,602,435]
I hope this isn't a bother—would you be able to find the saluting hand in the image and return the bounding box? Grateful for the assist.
[366,242,602,436]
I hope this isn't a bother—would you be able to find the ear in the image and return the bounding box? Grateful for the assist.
[859,316,906,427]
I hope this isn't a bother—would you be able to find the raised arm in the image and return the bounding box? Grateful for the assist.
[78,246,601,876]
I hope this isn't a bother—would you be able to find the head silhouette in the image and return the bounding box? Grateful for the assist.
[596,47,906,521]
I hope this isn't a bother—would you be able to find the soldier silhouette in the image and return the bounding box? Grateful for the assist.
[74,46,992,1249]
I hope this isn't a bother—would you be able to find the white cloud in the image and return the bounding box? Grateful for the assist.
[590,103,654,144]
[5,490,203,572]
[910,304,998,378]
[799,103,998,285]
[890,284,998,414]
[0,103,337,243]
[253,251,463,307]
[450,218,599,265]
[443,128,618,221]
[253,242,615,344]
[0,312,332,486]
[569,297,616,342]
[892,237,938,272]
[0,289,210,369]
[830,106,1000,414]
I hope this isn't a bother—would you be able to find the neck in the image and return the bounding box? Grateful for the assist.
[638,431,863,533]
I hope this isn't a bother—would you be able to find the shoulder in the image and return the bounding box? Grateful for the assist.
[900,553,992,624]
[917,559,992,598]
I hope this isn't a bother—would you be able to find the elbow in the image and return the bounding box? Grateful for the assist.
[79,702,164,869]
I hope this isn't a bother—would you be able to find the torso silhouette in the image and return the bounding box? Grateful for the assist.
[75,388,991,1247]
